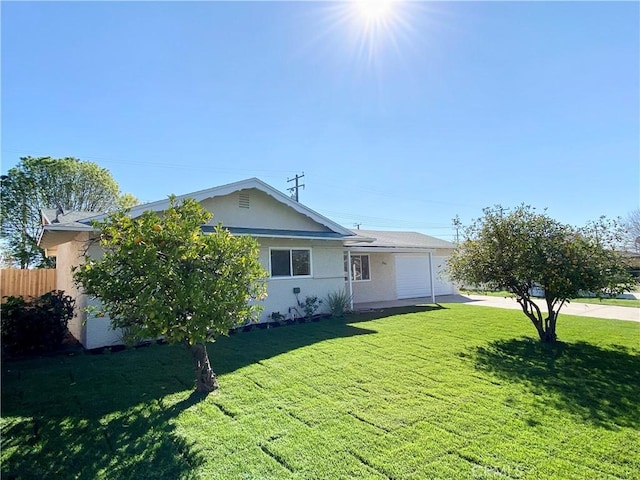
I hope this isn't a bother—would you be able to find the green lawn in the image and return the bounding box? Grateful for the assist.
[460,289,640,308]
[2,304,639,479]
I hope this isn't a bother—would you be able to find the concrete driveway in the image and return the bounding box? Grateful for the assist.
[441,294,640,322]
[355,294,640,322]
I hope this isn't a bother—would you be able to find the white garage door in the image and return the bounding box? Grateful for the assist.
[433,256,454,295]
[395,255,431,299]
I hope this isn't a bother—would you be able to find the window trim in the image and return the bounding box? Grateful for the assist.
[348,254,371,282]
[269,247,313,279]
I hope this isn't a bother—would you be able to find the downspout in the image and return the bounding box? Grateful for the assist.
[346,250,354,310]
[428,251,436,304]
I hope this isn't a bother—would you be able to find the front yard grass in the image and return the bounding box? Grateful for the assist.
[2,304,639,479]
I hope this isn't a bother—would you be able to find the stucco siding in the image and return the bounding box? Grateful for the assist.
[200,189,331,232]
[82,241,137,349]
[84,309,123,349]
[54,232,89,345]
[351,250,457,303]
[68,235,346,347]
[257,239,345,321]
[350,252,398,303]
[434,248,454,257]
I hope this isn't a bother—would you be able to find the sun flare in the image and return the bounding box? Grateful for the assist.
[314,0,424,70]
[353,0,396,23]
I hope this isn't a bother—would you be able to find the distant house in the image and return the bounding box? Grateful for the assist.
[39,178,456,349]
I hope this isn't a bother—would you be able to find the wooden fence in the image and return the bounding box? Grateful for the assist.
[1,269,57,300]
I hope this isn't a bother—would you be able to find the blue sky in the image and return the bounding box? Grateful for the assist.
[2,1,638,241]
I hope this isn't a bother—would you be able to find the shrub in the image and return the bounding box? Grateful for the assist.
[270,312,285,324]
[326,290,352,317]
[298,295,322,320]
[1,290,75,356]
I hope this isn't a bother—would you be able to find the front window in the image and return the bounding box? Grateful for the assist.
[270,249,311,277]
[346,254,370,281]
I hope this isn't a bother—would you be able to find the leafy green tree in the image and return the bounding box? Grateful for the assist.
[73,197,268,392]
[448,205,635,343]
[0,156,137,268]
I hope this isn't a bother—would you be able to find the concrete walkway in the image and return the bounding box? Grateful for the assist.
[355,294,640,322]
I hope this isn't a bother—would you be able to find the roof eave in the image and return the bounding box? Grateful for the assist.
[230,233,349,241]
[346,246,437,253]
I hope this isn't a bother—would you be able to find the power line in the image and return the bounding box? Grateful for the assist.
[319,209,452,229]
[312,176,474,209]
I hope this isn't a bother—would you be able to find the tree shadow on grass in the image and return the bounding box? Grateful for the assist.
[474,338,640,430]
[2,346,209,480]
[346,304,445,324]
[208,318,378,375]
[2,391,208,480]
[2,320,377,479]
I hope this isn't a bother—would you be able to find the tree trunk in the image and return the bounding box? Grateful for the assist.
[517,296,549,343]
[541,310,558,343]
[188,342,218,392]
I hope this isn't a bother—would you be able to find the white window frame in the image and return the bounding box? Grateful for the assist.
[348,254,371,282]
[269,248,313,279]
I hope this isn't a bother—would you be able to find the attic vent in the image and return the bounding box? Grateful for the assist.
[238,193,250,209]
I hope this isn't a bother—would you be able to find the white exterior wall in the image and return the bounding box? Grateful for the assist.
[54,233,123,349]
[432,252,457,295]
[55,237,123,350]
[257,238,345,321]
[350,252,398,304]
[82,241,132,349]
[62,235,346,348]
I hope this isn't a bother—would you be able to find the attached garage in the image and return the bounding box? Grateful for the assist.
[346,230,458,305]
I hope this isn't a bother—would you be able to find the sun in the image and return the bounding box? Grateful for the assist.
[312,0,423,70]
[353,0,396,24]
[344,0,405,65]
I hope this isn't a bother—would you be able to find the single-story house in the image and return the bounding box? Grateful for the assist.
[39,178,456,349]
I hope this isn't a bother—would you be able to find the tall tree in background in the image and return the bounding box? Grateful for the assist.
[0,157,137,268]
[625,209,640,253]
[448,205,634,343]
[73,197,267,392]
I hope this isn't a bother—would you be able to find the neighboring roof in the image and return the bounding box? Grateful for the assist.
[41,209,102,226]
[346,229,455,250]
[39,209,100,250]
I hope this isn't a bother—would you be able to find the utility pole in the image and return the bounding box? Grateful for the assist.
[287,172,305,202]
[353,223,361,230]
[452,215,462,244]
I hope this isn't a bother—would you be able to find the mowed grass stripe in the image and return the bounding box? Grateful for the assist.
[2,303,639,479]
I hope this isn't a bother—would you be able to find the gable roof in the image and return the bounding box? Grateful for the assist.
[88,177,357,238]
[39,178,369,249]
[347,229,455,250]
